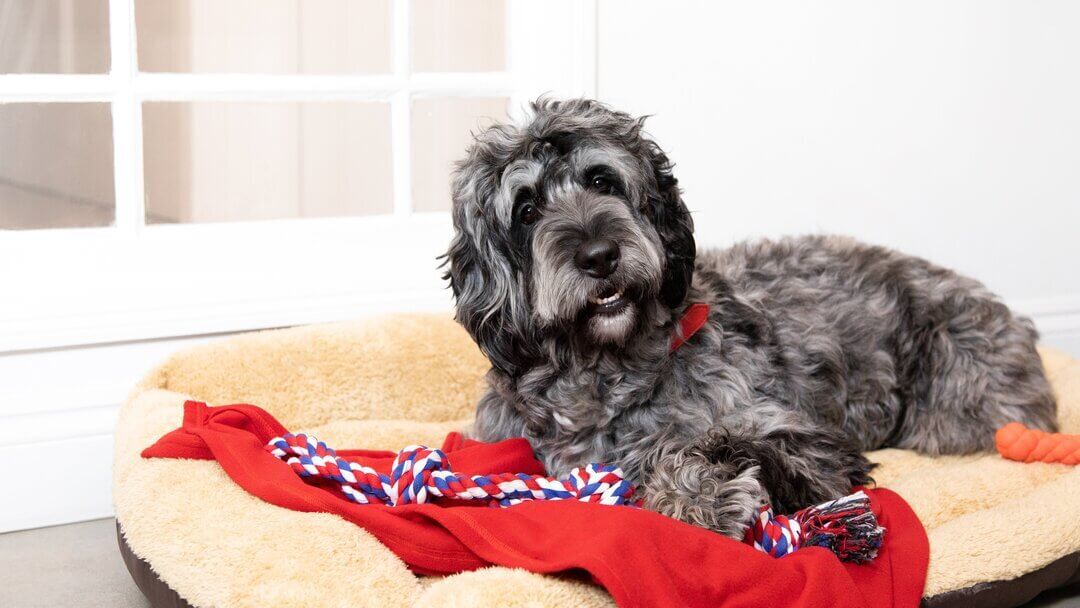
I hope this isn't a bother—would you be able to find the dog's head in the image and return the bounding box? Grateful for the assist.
[443,98,695,376]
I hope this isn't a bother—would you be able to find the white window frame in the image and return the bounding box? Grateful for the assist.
[0,0,597,352]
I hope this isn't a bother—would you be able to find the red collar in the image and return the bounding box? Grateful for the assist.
[669,303,710,353]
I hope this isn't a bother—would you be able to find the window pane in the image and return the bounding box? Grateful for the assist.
[411,0,505,72]
[135,0,391,73]
[0,103,115,230]
[143,101,392,224]
[0,0,110,73]
[411,97,507,212]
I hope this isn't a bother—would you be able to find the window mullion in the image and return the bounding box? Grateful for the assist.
[391,0,412,217]
[109,0,144,233]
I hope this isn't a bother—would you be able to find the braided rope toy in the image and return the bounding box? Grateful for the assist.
[267,432,884,562]
[267,433,635,507]
[996,422,1080,465]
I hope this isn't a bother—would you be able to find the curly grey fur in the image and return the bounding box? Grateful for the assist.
[443,98,1058,538]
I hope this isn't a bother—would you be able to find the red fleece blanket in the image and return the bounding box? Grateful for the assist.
[143,401,928,608]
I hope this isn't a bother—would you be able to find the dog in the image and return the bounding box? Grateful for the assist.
[442,98,1058,538]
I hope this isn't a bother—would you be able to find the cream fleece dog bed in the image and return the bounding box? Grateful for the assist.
[113,314,1080,608]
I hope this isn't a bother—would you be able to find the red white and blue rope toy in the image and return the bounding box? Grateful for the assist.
[267,433,635,507]
[267,432,884,562]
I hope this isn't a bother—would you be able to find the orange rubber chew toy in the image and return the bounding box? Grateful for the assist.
[996,422,1080,465]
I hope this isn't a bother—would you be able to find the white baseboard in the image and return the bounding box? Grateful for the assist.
[1039,329,1080,358]
[1013,295,1080,358]
[2,405,120,447]
[0,434,115,533]
[0,334,231,416]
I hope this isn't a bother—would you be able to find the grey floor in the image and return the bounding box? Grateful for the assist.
[0,518,1077,608]
[0,519,149,608]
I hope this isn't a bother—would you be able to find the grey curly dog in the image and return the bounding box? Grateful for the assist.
[442,98,1058,537]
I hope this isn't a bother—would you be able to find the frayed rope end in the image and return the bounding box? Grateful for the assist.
[794,491,885,563]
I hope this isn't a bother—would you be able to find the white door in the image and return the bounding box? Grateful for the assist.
[0,0,597,532]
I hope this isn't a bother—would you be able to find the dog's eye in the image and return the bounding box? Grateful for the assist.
[513,189,540,226]
[586,169,618,194]
[517,203,540,225]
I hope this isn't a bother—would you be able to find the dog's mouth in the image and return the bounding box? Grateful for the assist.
[579,283,641,344]
[587,285,631,316]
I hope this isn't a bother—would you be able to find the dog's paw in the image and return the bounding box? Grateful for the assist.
[642,429,768,538]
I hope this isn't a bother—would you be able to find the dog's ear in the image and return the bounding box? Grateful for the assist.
[442,160,536,378]
[640,130,696,308]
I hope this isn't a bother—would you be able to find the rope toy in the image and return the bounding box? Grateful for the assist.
[267,432,884,562]
[996,422,1080,465]
[267,433,635,507]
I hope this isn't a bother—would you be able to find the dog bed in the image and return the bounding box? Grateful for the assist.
[113,314,1080,607]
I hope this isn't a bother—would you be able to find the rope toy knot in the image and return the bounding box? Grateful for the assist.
[566,463,635,504]
[388,445,450,505]
[748,506,801,558]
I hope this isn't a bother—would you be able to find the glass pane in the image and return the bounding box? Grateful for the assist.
[411,0,505,72]
[0,103,115,230]
[143,101,392,224]
[411,97,507,212]
[135,0,391,73]
[0,0,110,73]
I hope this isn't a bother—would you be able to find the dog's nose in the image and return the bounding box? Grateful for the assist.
[575,239,620,278]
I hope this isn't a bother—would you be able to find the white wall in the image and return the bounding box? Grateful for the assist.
[597,0,1080,355]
